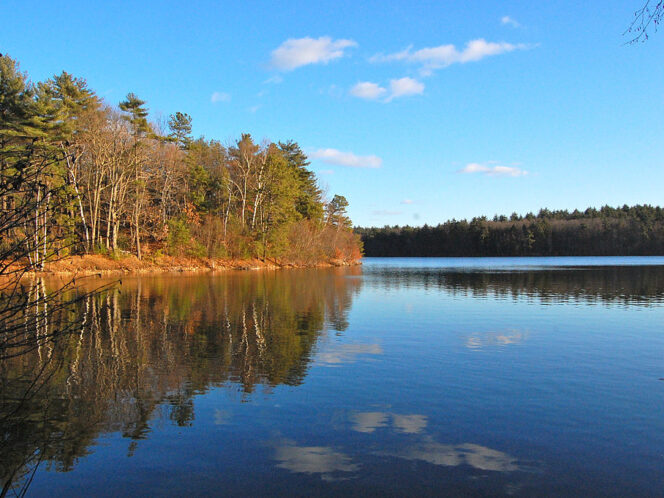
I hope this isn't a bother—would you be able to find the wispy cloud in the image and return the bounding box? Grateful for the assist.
[211,91,230,103]
[459,162,528,177]
[401,199,414,205]
[310,148,382,168]
[350,77,424,102]
[350,81,387,100]
[386,77,424,101]
[371,39,532,75]
[501,15,521,28]
[264,75,283,84]
[270,36,357,71]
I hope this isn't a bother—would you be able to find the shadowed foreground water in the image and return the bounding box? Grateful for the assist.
[2,257,664,496]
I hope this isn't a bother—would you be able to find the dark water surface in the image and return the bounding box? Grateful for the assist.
[3,257,664,496]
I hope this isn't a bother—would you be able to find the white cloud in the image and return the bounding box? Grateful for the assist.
[386,77,424,101]
[459,162,528,177]
[350,81,387,100]
[349,78,424,102]
[211,91,230,103]
[270,36,357,71]
[310,148,382,168]
[461,163,491,174]
[371,39,531,75]
[501,16,521,28]
[401,199,414,205]
[248,105,261,113]
[264,75,283,84]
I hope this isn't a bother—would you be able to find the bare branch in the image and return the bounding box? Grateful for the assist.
[625,0,664,43]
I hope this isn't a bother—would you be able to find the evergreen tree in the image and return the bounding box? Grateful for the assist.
[119,92,149,135]
[278,140,323,222]
[326,194,351,229]
[168,111,193,149]
[0,54,65,269]
[1,54,362,266]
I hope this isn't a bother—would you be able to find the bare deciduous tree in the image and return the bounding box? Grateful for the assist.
[625,0,664,42]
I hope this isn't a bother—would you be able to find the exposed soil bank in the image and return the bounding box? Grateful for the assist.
[20,254,361,277]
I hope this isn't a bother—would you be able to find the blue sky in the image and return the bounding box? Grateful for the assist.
[2,0,663,226]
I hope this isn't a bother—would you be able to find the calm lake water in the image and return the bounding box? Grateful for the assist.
[3,257,664,496]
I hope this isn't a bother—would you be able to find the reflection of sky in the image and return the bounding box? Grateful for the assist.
[274,432,521,485]
[392,440,521,472]
[352,412,428,434]
[392,414,428,434]
[351,412,389,433]
[213,409,232,425]
[464,329,528,349]
[274,441,359,480]
[349,411,522,472]
[316,343,383,366]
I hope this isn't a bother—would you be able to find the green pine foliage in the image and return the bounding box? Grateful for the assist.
[0,54,361,266]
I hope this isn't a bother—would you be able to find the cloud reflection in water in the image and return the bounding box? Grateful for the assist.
[465,329,528,349]
[274,441,359,481]
[389,439,521,472]
[391,414,428,434]
[351,412,390,433]
[351,411,428,434]
[316,343,383,366]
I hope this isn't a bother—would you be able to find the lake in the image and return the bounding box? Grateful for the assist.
[3,257,664,496]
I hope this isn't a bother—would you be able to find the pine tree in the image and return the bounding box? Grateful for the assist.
[278,140,322,222]
[119,92,149,135]
[119,93,150,258]
[0,54,63,269]
[326,194,351,229]
[168,111,193,149]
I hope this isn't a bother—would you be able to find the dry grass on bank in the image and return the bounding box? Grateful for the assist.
[18,253,359,277]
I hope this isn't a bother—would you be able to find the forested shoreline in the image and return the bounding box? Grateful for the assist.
[357,205,664,257]
[0,54,361,273]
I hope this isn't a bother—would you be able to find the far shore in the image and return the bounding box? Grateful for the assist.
[12,254,361,278]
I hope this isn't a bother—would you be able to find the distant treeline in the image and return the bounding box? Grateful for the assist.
[0,54,360,269]
[357,205,664,256]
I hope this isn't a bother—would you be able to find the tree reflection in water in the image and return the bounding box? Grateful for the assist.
[2,263,663,496]
[0,267,361,496]
[365,265,664,305]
